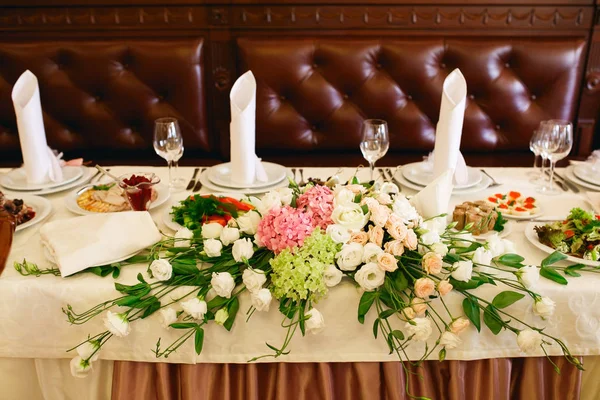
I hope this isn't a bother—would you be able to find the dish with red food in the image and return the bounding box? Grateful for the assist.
[485,191,543,219]
[0,191,52,232]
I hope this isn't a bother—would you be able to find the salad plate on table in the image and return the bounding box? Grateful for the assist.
[1,191,52,232]
[525,208,600,267]
[450,200,512,241]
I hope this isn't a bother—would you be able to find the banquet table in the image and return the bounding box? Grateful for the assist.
[1,166,600,400]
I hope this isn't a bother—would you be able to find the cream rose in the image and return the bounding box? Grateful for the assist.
[392,195,419,222]
[380,182,400,196]
[242,268,267,294]
[305,308,325,334]
[376,252,398,272]
[384,239,405,256]
[251,288,272,312]
[180,297,207,320]
[104,311,131,337]
[349,231,369,246]
[387,222,408,241]
[422,252,443,275]
[158,308,178,329]
[376,192,393,205]
[517,329,543,353]
[370,204,391,227]
[533,297,556,319]
[201,222,223,239]
[451,260,473,282]
[336,242,364,271]
[150,259,173,281]
[276,187,294,206]
[405,317,432,341]
[220,227,240,246]
[472,247,494,266]
[437,279,453,296]
[414,277,435,298]
[402,307,416,320]
[326,224,352,244]
[362,243,384,263]
[403,229,418,250]
[450,317,471,334]
[76,340,100,362]
[204,238,223,258]
[368,225,384,247]
[334,187,355,206]
[211,272,236,298]
[431,242,449,256]
[232,238,254,262]
[411,297,427,315]
[516,265,539,289]
[236,211,262,235]
[174,227,194,247]
[323,264,343,287]
[70,356,92,378]
[440,331,462,349]
[420,230,440,246]
[354,262,385,291]
[331,203,369,231]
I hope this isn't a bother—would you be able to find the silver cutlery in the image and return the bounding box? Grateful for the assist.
[298,168,306,186]
[480,169,502,187]
[544,170,568,192]
[186,167,200,191]
[554,170,579,193]
[516,218,563,223]
[291,168,296,183]
[385,168,404,192]
[378,168,389,182]
[91,168,111,184]
[192,168,207,192]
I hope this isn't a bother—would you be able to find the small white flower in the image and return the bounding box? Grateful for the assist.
[451,260,473,282]
[392,195,419,222]
[215,309,229,325]
[251,288,272,312]
[440,331,462,349]
[472,247,494,266]
[180,297,207,320]
[486,234,505,257]
[420,231,440,246]
[336,242,364,271]
[159,307,178,328]
[533,297,556,319]
[331,203,369,231]
[276,187,294,206]
[236,211,262,235]
[201,222,223,239]
[453,232,475,248]
[70,356,92,378]
[380,182,400,196]
[220,227,240,246]
[326,224,352,244]
[362,242,384,264]
[421,217,446,235]
[150,259,173,281]
[254,233,265,248]
[211,272,236,298]
[517,329,543,353]
[516,265,540,289]
[305,308,325,334]
[354,262,385,291]
[333,187,355,207]
[242,268,267,294]
[257,191,283,214]
[204,238,223,258]
[323,264,343,287]
[502,239,516,254]
[174,227,194,247]
[104,311,131,337]
[431,242,449,256]
[404,317,432,342]
[232,238,255,262]
[76,340,100,362]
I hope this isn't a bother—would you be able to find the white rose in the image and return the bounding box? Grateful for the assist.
[516,265,539,289]
[533,297,556,319]
[180,297,207,320]
[380,182,400,196]
[392,195,419,222]
[242,268,267,293]
[201,222,223,239]
[232,238,255,262]
[158,307,178,328]
[334,187,356,206]
[431,242,449,256]
[76,340,99,362]
[204,238,223,257]
[517,329,543,353]
[104,311,131,337]
[440,331,462,349]
[276,187,294,206]
[370,204,391,227]
[472,247,494,266]
[254,233,265,248]
[323,264,343,287]
[420,231,440,246]
[404,317,432,342]
[251,288,272,312]
[305,308,325,334]
[362,242,384,263]
[215,309,229,325]
[150,259,173,281]
[174,227,194,247]
[336,242,364,271]
[354,262,385,291]
[70,356,92,378]
[502,239,516,254]
[220,227,240,246]
[486,233,505,257]
[236,211,262,235]
[451,260,473,282]
[211,272,236,298]
[421,217,447,235]
[331,203,369,231]
[326,224,351,244]
[260,191,283,214]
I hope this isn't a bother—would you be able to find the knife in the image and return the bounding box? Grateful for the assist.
[545,170,567,191]
[186,167,200,191]
[192,168,207,192]
[554,170,580,193]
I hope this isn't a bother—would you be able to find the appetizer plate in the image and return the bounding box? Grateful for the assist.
[525,221,600,267]
[198,170,291,195]
[14,194,52,233]
[402,162,482,189]
[161,192,242,232]
[565,165,600,191]
[3,167,96,196]
[0,166,83,191]
[471,221,513,241]
[394,167,492,195]
[573,164,600,186]
[207,162,287,189]
[64,182,170,215]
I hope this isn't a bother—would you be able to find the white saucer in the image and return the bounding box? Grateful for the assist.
[207,162,287,189]
[394,166,492,195]
[199,170,291,195]
[573,164,600,186]
[11,194,52,233]
[1,167,95,196]
[402,162,482,189]
[64,182,170,215]
[0,166,84,191]
[162,192,243,231]
[565,166,600,192]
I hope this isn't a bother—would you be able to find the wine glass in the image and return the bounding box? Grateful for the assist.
[153,118,186,189]
[360,119,389,181]
[537,120,573,195]
[529,122,552,184]
[528,129,542,178]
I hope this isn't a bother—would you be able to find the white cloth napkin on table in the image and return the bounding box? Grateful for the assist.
[410,169,454,219]
[11,70,63,185]
[432,68,468,185]
[40,212,161,277]
[229,70,267,185]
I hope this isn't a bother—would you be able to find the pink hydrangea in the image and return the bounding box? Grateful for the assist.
[296,185,335,230]
[256,206,315,254]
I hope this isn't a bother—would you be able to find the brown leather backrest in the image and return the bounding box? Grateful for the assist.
[0,39,208,157]
[238,37,586,154]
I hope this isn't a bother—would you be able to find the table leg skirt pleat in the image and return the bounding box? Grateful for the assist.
[111,357,582,400]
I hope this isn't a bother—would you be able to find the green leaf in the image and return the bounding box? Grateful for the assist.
[141,300,161,319]
[194,328,204,355]
[462,297,481,332]
[361,204,369,215]
[172,262,200,276]
[392,271,408,292]
[137,273,147,284]
[564,264,585,277]
[353,193,362,203]
[391,330,405,340]
[115,295,140,307]
[449,277,485,290]
[223,297,240,331]
[483,305,503,335]
[443,253,460,264]
[493,211,508,232]
[439,348,446,362]
[378,309,396,320]
[170,322,198,330]
[351,176,359,185]
[358,291,376,324]
[454,242,483,254]
[497,253,525,265]
[386,333,395,354]
[298,301,306,336]
[540,266,568,285]
[112,267,121,279]
[372,318,380,339]
[124,254,149,264]
[542,251,568,267]
[207,296,229,310]
[492,291,525,309]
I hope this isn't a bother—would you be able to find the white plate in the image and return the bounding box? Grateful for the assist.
[525,221,600,267]
[199,170,291,195]
[43,246,140,267]
[0,166,84,191]
[564,166,600,192]
[402,162,482,189]
[10,194,53,232]
[64,182,170,216]
[451,221,513,241]
[207,162,287,189]
[499,205,544,220]
[2,167,96,196]
[162,192,243,231]
[573,164,600,186]
[393,167,492,195]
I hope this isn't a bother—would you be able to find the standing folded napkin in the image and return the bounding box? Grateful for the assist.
[230,71,267,185]
[432,69,468,185]
[410,169,454,219]
[11,70,63,184]
[40,212,161,277]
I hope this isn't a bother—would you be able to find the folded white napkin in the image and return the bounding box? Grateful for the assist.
[11,70,63,184]
[432,69,468,185]
[410,169,454,219]
[230,71,267,185]
[40,212,162,277]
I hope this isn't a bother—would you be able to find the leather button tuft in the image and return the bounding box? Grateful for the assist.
[94,95,102,101]
[495,124,501,130]
[407,95,413,100]
[343,94,349,100]
[440,63,446,68]
[505,62,510,68]
[280,95,286,100]
[376,63,382,69]
[312,63,318,68]
[468,94,475,100]
[531,94,537,100]
[311,125,317,131]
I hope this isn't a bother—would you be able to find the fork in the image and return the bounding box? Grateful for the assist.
[91,168,110,184]
[480,169,502,187]
[379,168,390,182]
[192,168,207,192]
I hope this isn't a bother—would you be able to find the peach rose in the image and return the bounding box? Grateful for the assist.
[346,184,366,194]
[377,192,393,205]
[385,213,403,230]
[403,229,418,250]
[361,197,379,210]
[411,297,427,315]
[349,231,369,246]
[370,205,391,227]
[402,307,416,320]
[437,279,453,296]
[376,252,398,272]
[368,225,384,247]
[422,252,443,275]
[414,277,435,298]
[387,222,408,241]
[450,317,471,334]
[384,239,405,256]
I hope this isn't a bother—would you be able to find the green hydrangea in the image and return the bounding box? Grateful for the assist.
[270,228,340,302]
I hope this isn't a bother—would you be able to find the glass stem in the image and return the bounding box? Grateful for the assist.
[369,162,375,181]
[549,161,555,191]
[532,154,538,169]
[168,160,173,186]
[173,161,179,181]
[540,157,547,180]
